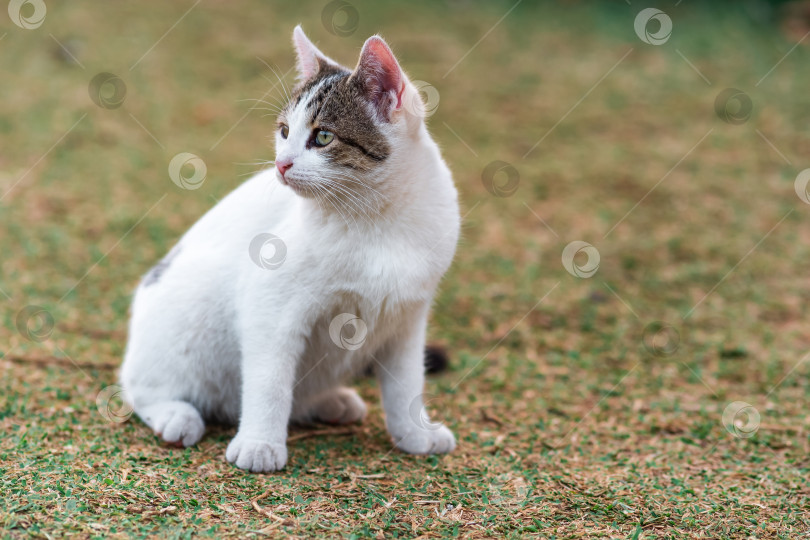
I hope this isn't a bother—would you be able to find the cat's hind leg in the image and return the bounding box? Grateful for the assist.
[136,400,206,447]
[293,387,367,425]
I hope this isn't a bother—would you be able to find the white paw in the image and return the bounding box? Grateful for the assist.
[312,387,367,425]
[226,434,287,473]
[392,424,456,455]
[149,403,205,447]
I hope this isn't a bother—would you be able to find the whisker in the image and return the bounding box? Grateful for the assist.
[258,59,292,105]
[319,179,380,227]
[238,98,287,115]
[323,175,386,215]
[234,160,275,166]
[237,169,271,178]
[326,172,388,204]
[313,182,353,231]
[237,98,284,107]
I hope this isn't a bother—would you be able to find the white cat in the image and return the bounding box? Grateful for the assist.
[119,26,461,473]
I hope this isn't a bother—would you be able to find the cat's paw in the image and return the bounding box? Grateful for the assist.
[149,401,205,447]
[225,435,287,473]
[392,424,456,455]
[312,387,367,424]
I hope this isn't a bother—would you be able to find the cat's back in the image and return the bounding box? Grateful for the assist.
[183,170,298,250]
[131,169,296,314]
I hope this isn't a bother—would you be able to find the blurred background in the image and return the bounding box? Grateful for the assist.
[2,1,810,537]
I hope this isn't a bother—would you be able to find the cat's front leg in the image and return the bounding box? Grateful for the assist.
[376,310,456,455]
[225,330,303,473]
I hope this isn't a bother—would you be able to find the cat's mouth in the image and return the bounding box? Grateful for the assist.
[277,172,313,197]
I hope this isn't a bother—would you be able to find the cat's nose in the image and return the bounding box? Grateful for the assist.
[276,159,293,178]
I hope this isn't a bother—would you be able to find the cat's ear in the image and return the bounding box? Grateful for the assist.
[352,35,406,122]
[292,25,339,81]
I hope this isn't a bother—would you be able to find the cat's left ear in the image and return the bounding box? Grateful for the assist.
[352,35,406,122]
[292,25,340,81]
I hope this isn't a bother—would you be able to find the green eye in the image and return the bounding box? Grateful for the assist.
[280,125,289,139]
[314,130,334,147]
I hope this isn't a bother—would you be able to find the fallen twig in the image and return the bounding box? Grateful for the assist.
[58,323,127,341]
[287,427,357,442]
[481,409,504,427]
[4,354,118,370]
[251,491,294,527]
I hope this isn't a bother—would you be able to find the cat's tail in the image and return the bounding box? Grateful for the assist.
[424,344,449,374]
[363,344,450,377]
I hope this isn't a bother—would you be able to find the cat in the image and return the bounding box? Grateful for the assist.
[119,26,460,473]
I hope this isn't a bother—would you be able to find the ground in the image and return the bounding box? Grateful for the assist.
[2,1,810,538]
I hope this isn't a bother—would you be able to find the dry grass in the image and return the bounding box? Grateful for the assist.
[2,1,810,538]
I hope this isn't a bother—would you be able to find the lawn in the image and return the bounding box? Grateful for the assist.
[2,0,810,538]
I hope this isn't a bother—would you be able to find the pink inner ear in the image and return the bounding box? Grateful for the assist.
[396,81,405,110]
[293,26,323,80]
[357,37,404,116]
[366,39,401,88]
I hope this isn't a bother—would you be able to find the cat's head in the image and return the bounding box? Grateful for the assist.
[273,26,427,213]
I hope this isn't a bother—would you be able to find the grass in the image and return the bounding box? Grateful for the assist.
[2,0,810,537]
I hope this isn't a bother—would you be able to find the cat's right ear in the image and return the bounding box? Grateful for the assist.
[292,25,338,81]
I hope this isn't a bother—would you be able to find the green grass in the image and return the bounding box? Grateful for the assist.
[3,0,810,537]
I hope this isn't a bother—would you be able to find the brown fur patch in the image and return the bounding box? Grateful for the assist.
[284,64,391,171]
[292,60,348,107]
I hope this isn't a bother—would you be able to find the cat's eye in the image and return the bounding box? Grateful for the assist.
[314,130,334,147]
[279,125,289,139]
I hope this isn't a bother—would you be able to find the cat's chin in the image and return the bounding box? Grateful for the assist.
[277,175,315,198]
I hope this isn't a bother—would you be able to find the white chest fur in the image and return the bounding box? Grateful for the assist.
[120,26,461,473]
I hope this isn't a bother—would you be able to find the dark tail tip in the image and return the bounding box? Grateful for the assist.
[425,344,450,374]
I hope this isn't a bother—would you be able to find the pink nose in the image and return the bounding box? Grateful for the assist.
[276,159,293,178]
